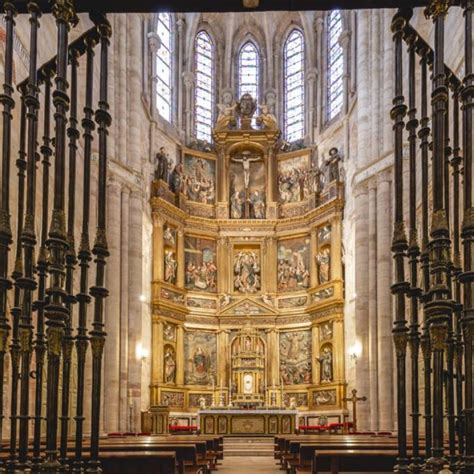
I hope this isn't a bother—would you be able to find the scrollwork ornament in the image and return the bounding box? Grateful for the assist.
[430,324,448,350]
[462,207,474,231]
[50,0,78,27]
[393,332,408,356]
[19,328,32,352]
[0,329,9,353]
[430,209,449,234]
[62,338,74,361]
[424,0,451,20]
[46,327,64,356]
[420,336,431,357]
[90,336,105,358]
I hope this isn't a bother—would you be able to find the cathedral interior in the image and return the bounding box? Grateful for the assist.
[0,0,473,472]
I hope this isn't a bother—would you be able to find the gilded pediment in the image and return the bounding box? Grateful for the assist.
[217,297,278,317]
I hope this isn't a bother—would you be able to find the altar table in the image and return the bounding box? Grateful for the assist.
[198,409,297,436]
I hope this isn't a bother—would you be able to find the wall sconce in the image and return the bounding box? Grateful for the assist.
[348,341,362,362]
[136,343,149,361]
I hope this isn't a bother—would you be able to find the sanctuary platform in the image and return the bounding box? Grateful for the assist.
[198,409,297,436]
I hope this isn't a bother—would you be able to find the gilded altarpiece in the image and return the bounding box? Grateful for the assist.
[148,98,346,418]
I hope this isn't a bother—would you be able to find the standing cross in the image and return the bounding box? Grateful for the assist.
[343,389,367,433]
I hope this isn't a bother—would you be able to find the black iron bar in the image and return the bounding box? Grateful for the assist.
[7,87,27,473]
[405,28,421,474]
[42,1,77,471]
[17,3,41,468]
[59,45,80,470]
[73,32,97,474]
[88,13,111,473]
[0,3,16,470]
[391,9,410,474]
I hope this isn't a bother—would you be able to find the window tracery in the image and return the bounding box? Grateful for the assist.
[194,30,215,142]
[156,12,172,122]
[238,41,259,102]
[327,10,344,120]
[283,29,305,142]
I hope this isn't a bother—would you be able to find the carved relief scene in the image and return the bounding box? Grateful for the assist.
[185,236,217,292]
[182,153,216,205]
[279,330,312,385]
[277,237,311,292]
[184,331,217,386]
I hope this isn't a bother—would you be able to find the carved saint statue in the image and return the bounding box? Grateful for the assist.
[155,147,170,182]
[230,191,244,219]
[256,103,278,130]
[215,90,237,131]
[164,250,177,284]
[318,347,333,383]
[170,162,184,194]
[164,348,176,383]
[316,247,331,284]
[250,190,265,219]
[231,151,260,190]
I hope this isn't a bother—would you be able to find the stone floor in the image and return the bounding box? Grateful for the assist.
[218,456,280,473]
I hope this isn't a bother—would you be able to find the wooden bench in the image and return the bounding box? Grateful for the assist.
[99,450,177,474]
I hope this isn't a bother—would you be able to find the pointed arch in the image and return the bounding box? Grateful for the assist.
[283,28,305,142]
[156,12,173,122]
[194,30,215,142]
[237,40,260,101]
[326,9,344,120]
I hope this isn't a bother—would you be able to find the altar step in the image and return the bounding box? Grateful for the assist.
[223,437,274,456]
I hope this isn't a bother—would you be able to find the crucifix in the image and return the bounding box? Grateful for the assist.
[343,389,367,433]
[231,151,260,218]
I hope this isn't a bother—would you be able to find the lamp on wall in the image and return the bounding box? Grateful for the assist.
[348,341,362,362]
[136,343,149,361]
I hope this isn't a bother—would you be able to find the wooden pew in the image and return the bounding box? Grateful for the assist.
[99,450,177,474]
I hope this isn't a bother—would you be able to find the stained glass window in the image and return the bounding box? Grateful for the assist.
[156,13,172,122]
[327,10,344,120]
[238,41,259,102]
[283,29,305,142]
[194,31,214,142]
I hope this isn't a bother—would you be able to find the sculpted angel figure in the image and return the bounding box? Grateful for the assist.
[256,103,278,130]
[215,101,237,130]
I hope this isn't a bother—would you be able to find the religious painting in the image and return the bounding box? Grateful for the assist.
[164,345,176,384]
[284,392,308,408]
[163,224,178,285]
[233,247,261,293]
[229,153,265,219]
[188,393,213,409]
[161,390,184,408]
[319,321,333,341]
[317,343,333,383]
[278,296,307,309]
[312,286,334,302]
[312,389,337,407]
[160,288,185,305]
[279,330,312,385]
[277,237,311,292]
[184,235,217,293]
[182,154,216,204]
[187,297,217,309]
[316,246,331,285]
[278,153,314,204]
[184,331,217,385]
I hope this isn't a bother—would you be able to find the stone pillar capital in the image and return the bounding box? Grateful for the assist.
[147,31,161,53]
[176,18,185,31]
[377,168,392,185]
[107,176,122,193]
[314,16,324,32]
[354,181,369,198]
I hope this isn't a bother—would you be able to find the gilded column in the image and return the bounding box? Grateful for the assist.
[216,147,228,219]
[330,217,342,281]
[312,324,320,384]
[333,317,345,383]
[176,325,184,386]
[310,227,318,287]
[177,229,185,288]
[266,236,277,294]
[267,329,279,387]
[152,214,164,282]
[217,237,229,294]
[104,179,122,432]
[155,320,164,385]
[217,330,229,389]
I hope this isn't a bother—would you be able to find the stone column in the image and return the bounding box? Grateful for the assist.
[314,16,324,132]
[368,181,379,430]
[370,12,381,161]
[356,11,370,167]
[306,68,318,143]
[176,325,184,385]
[310,228,318,287]
[176,18,185,133]
[152,214,164,281]
[118,15,128,166]
[177,229,185,288]
[354,183,370,430]
[339,30,351,115]
[128,190,144,431]
[119,186,130,430]
[382,10,394,155]
[183,71,195,141]
[376,171,394,430]
[104,178,122,432]
[147,31,161,115]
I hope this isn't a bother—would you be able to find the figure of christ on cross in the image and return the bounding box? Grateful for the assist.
[343,388,367,433]
[231,151,260,190]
